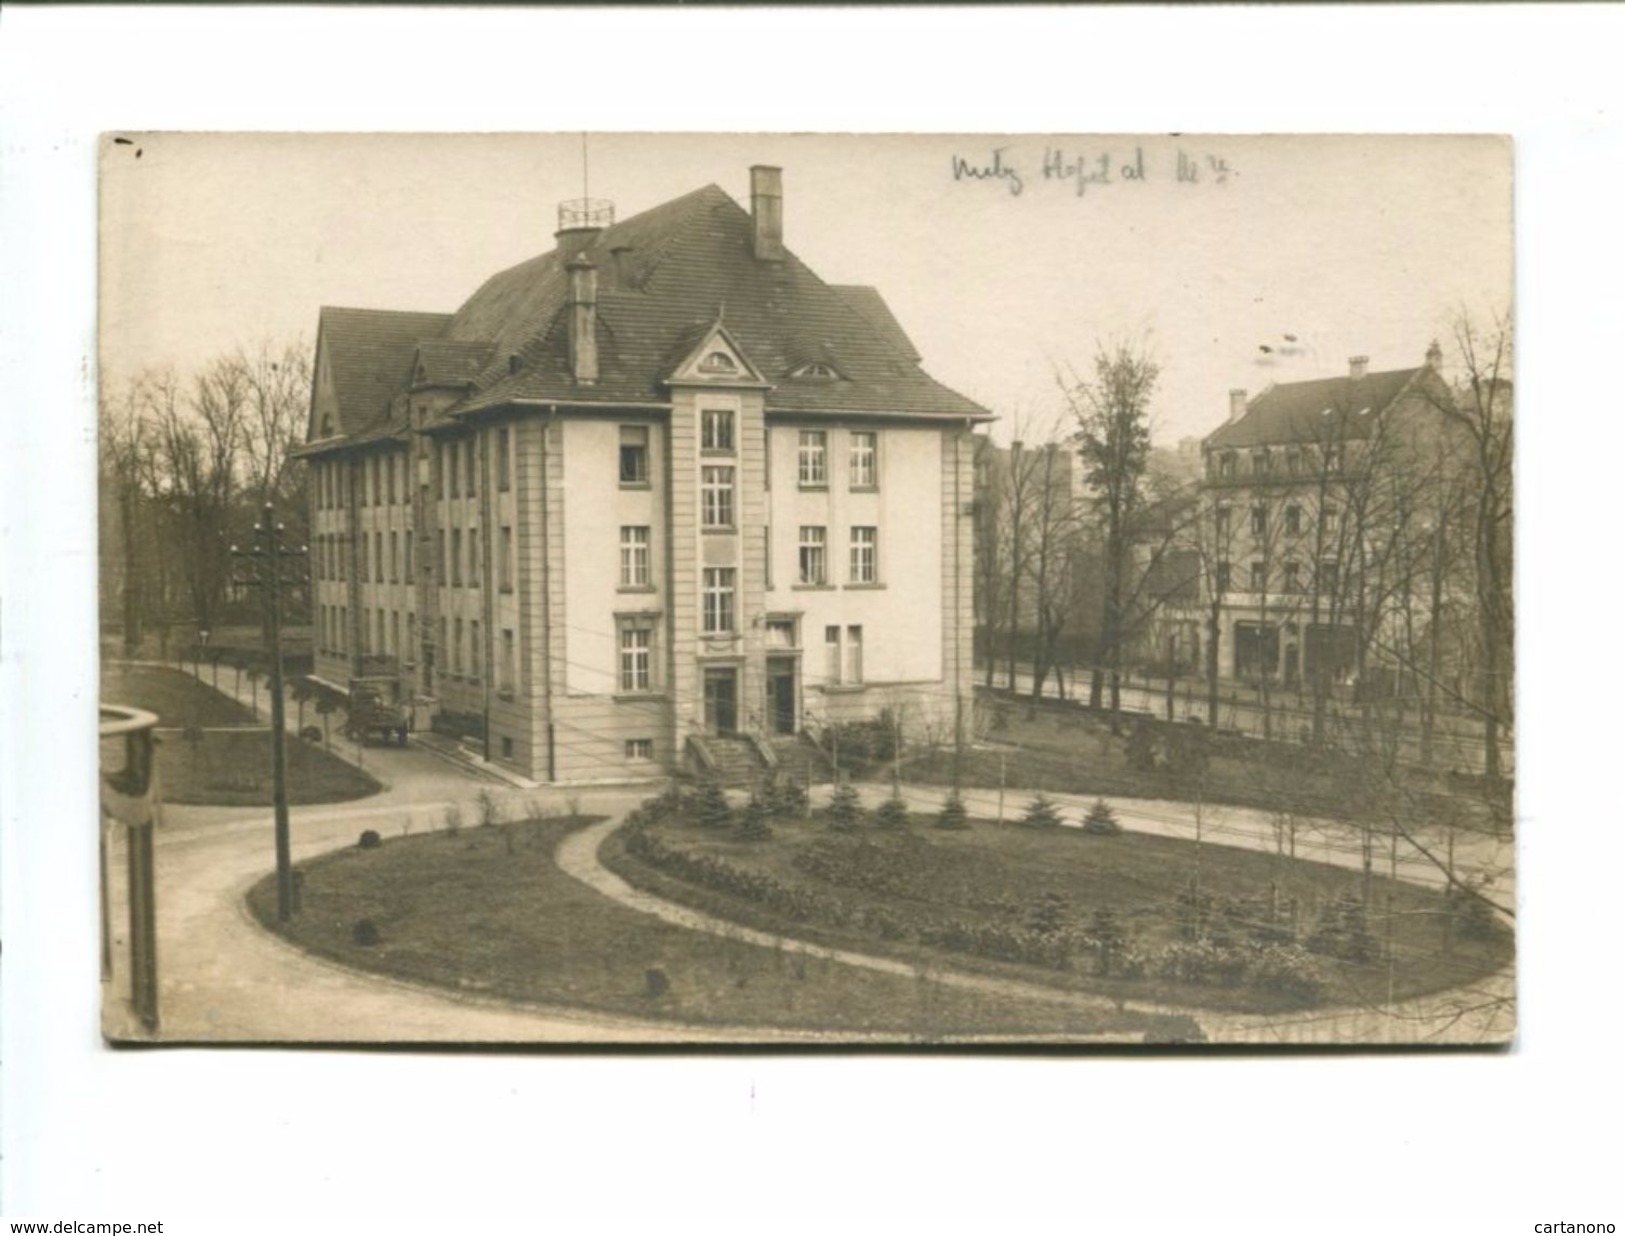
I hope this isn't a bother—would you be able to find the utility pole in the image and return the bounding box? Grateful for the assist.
[232,503,307,923]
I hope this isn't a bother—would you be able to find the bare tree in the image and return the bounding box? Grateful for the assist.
[1063,341,1158,723]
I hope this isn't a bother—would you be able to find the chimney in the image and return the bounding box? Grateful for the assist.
[567,256,598,385]
[1229,389,1248,423]
[1348,355,1369,380]
[750,165,784,261]
[1426,339,1443,372]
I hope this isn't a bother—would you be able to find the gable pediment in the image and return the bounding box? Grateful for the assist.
[666,321,771,390]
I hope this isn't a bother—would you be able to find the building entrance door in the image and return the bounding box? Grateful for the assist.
[765,657,797,735]
[703,667,738,735]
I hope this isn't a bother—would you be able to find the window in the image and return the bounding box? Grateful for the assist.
[1251,504,1268,537]
[1285,504,1302,535]
[698,350,737,375]
[619,625,653,692]
[850,526,877,583]
[438,617,447,671]
[798,430,827,486]
[449,441,460,498]
[845,625,864,684]
[798,526,826,585]
[825,624,841,684]
[1319,561,1340,595]
[701,409,735,453]
[1283,561,1302,593]
[389,532,399,582]
[502,737,515,760]
[500,526,513,592]
[1216,561,1232,594]
[497,426,511,492]
[437,529,446,583]
[1215,505,1232,538]
[1219,452,1236,479]
[370,456,380,506]
[766,618,798,649]
[376,609,386,656]
[469,526,480,587]
[387,454,397,504]
[451,529,462,586]
[1250,561,1267,592]
[620,526,650,587]
[406,613,417,662]
[1321,505,1340,534]
[500,628,515,694]
[391,610,400,658]
[849,431,877,488]
[626,738,654,761]
[1286,448,1302,476]
[469,621,481,680]
[702,568,736,634]
[701,465,735,528]
[792,362,839,379]
[465,439,477,497]
[451,618,463,675]
[404,531,414,583]
[1251,449,1270,476]
[619,425,650,485]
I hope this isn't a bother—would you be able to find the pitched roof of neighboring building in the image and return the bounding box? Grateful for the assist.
[1205,367,1424,450]
[307,179,990,451]
[317,306,453,438]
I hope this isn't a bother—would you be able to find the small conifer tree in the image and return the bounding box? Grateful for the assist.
[935,789,970,831]
[826,780,864,830]
[1082,799,1122,835]
[1020,793,1064,829]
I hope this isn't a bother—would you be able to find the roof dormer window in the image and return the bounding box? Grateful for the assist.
[791,362,840,380]
[698,350,738,375]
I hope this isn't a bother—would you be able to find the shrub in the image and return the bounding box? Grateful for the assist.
[476,789,503,829]
[1020,793,1065,830]
[874,789,910,830]
[299,725,323,744]
[826,781,864,831]
[1026,890,1069,935]
[352,919,381,946]
[769,775,808,819]
[935,789,970,831]
[735,791,773,842]
[1247,943,1326,1006]
[358,829,382,850]
[1088,907,1129,975]
[1082,799,1122,835]
[442,804,464,835]
[1125,718,1159,772]
[694,777,733,830]
[1307,889,1380,963]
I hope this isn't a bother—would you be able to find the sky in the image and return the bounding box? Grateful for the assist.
[99,131,1511,448]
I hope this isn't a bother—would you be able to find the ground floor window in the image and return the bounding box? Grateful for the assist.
[1234,620,1279,680]
[626,738,653,761]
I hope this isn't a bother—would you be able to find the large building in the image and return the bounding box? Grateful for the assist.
[1187,347,1456,690]
[299,167,991,783]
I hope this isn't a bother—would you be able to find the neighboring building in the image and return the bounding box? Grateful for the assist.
[1185,347,1457,689]
[298,167,991,782]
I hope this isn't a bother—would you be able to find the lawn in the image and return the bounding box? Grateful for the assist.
[900,693,1508,835]
[602,801,1513,1015]
[103,664,258,727]
[157,728,382,806]
[248,818,1197,1041]
[102,663,380,806]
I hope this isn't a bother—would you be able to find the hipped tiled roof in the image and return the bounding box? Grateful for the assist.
[318,306,453,438]
[308,180,989,452]
[1206,368,1424,450]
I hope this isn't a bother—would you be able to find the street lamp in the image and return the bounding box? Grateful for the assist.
[230,504,308,922]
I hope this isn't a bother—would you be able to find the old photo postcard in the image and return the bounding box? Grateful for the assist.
[97,132,1513,1046]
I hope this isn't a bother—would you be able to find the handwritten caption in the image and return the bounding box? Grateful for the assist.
[950,145,1234,198]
